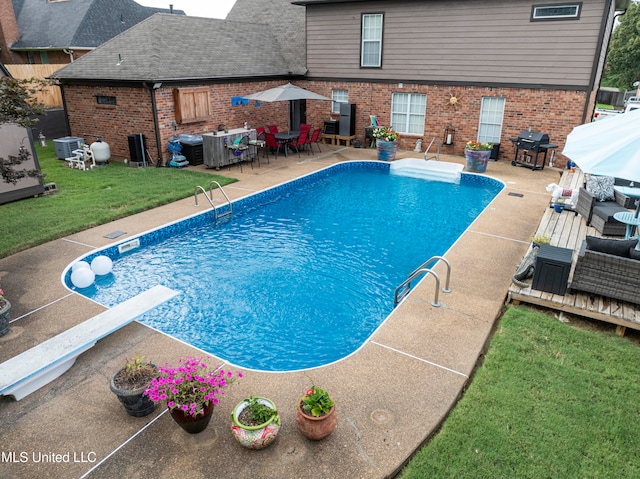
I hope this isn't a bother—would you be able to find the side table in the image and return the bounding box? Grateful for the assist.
[532,245,573,295]
[612,211,640,239]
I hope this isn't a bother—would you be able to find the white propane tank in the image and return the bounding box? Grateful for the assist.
[90,139,111,164]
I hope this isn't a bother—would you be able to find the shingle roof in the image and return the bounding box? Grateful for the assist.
[11,0,182,50]
[51,13,304,82]
[226,0,306,73]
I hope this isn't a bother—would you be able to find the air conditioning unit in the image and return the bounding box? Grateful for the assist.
[53,136,84,159]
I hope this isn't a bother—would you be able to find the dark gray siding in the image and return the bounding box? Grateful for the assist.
[305,0,606,88]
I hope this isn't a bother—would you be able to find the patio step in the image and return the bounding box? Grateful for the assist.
[389,158,463,183]
[0,285,179,401]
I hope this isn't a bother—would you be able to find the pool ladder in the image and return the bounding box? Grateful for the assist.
[194,181,232,220]
[394,256,451,307]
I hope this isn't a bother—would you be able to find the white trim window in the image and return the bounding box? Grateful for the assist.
[361,14,383,67]
[531,4,581,21]
[391,93,426,135]
[478,97,506,144]
[332,90,348,113]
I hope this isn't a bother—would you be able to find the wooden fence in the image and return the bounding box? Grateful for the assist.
[5,64,64,108]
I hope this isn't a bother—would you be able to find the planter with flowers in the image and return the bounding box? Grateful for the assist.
[110,356,158,417]
[0,279,10,337]
[295,386,337,440]
[373,127,400,161]
[464,140,493,173]
[230,395,280,449]
[144,356,242,434]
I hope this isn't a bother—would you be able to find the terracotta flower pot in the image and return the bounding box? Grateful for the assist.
[295,400,337,440]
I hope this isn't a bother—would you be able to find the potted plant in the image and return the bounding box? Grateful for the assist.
[144,356,242,434]
[464,140,493,173]
[109,355,158,417]
[530,234,551,248]
[295,386,337,440]
[0,278,10,337]
[230,395,280,449]
[373,127,400,161]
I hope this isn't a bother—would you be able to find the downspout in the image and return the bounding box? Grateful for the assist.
[62,49,74,62]
[146,82,163,165]
[585,2,628,122]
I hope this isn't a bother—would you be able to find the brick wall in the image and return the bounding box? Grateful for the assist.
[0,0,21,64]
[63,80,588,167]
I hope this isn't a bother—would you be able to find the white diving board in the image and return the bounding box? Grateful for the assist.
[0,285,179,401]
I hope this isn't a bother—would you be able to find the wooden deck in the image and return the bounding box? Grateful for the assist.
[507,168,640,336]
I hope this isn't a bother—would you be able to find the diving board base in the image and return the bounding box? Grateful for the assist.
[0,285,179,401]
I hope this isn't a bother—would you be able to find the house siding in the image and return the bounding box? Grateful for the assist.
[305,0,605,88]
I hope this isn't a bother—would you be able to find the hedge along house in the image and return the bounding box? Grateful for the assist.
[51,0,628,165]
[49,8,308,164]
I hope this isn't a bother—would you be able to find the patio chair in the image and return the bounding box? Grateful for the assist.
[268,124,279,134]
[265,132,283,158]
[299,123,311,136]
[305,128,322,155]
[248,128,268,165]
[575,185,629,236]
[289,130,308,157]
[226,135,251,172]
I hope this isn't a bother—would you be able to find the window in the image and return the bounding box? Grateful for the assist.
[361,14,383,67]
[391,93,426,135]
[531,3,581,21]
[332,90,348,113]
[477,97,506,144]
[173,87,211,124]
[40,52,49,64]
[96,95,117,106]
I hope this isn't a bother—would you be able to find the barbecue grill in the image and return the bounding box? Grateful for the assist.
[509,130,557,170]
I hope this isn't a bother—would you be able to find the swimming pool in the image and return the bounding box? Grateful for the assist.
[65,161,503,372]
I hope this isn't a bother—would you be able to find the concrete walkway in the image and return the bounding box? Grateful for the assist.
[0,145,559,479]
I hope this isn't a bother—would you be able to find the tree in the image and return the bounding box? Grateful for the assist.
[0,76,51,184]
[602,1,640,90]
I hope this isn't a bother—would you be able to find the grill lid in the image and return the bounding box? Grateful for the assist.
[516,130,549,143]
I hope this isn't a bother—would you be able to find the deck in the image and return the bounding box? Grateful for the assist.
[507,168,640,336]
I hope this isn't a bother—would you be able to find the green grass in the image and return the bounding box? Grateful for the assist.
[400,306,640,479]
[0,142,237,258]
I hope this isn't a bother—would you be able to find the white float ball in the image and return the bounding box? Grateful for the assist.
[72,261,91,271]
[91,255,113,276]
[71,267,95,289]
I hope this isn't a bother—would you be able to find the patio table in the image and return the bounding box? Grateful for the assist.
[613,211,640,239]
[274,131,300,157]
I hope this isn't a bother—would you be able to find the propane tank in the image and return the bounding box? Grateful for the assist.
[90,138,111,164]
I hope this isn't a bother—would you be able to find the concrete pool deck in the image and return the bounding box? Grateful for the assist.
[0,145,560,478]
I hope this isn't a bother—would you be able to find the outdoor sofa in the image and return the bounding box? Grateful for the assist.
[569,236,640,305]
[575,177,634,236]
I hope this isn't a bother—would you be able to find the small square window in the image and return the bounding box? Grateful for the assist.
[531,3,581,21]
[332,90,348,113]
[96,95,117,106]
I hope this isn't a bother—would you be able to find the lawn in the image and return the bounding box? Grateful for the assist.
[400,306,640,478]
[1,142,236,258]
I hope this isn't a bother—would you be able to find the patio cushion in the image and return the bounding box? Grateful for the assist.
[585,236,637,258]
[586,175,615,201]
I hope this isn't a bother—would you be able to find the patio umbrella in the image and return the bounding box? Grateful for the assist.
[242,82,331,102]
[242,83,331,130]
[562,108,640,181]
[562,108,640,215]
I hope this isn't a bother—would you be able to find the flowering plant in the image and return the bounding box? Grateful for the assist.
[144,356,242,417]
[373,126,399,142]
[0,277,5,307]
[300,386,334,417]
[465,140,493,151]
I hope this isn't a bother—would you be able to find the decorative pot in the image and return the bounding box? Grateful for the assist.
[464,149,491,173]
[170,401,214,434]
[553,203,564,213]
[109,365,158,417]
[0,299,10,337]
[376,139,398,161]
[295,400,337,440]
[230,397,280,449]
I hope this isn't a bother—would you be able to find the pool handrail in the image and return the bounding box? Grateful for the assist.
[194,181,232,220]
[394,256,451,307]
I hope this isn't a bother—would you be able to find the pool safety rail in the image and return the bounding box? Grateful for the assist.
[194,181,232,220]
[394,256,451,307]
[424,136,441,161]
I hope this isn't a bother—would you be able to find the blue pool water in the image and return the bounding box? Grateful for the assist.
[66,162,503,372]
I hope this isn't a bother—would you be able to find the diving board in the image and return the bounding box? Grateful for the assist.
[0,285,179,401]
[389,158,463,183]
